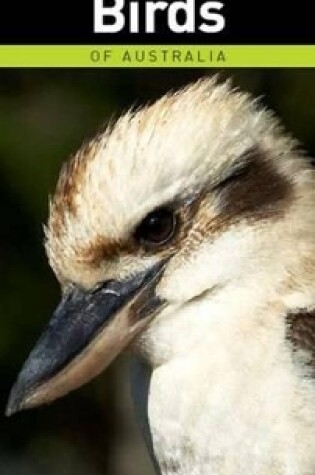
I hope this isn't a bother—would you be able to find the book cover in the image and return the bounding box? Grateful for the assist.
[0,2,314,475]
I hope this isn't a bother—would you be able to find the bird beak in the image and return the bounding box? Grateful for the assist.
[6,261,166,416]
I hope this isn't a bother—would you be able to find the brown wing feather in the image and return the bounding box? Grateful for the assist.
[286,308,315,368]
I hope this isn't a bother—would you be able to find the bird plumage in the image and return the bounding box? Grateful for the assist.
[8,78,315,475]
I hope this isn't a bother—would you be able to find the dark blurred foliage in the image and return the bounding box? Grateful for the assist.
[0,69,314,475]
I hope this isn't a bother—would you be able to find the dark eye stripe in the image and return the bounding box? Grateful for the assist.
[214,163,251,189]
[216,147,293,221]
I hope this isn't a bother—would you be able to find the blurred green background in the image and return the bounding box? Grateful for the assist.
[0,69,314,475]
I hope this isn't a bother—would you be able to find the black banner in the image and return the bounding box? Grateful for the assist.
[0,1,313,45]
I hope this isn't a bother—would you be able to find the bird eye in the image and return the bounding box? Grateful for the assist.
[135,208,177,247]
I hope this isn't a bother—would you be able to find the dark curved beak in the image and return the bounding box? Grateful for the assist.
[6,261,166,416]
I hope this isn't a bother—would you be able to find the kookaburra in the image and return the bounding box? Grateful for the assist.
[6,78,315,475]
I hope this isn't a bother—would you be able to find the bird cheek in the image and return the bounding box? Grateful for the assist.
[156,254,207,304]
[157,239,235,304]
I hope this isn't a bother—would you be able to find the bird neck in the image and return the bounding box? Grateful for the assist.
[132,285,315,475]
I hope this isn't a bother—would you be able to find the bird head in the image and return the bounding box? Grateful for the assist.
[6,77,314,415]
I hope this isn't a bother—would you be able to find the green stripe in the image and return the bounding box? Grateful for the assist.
[0,45,314,67]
